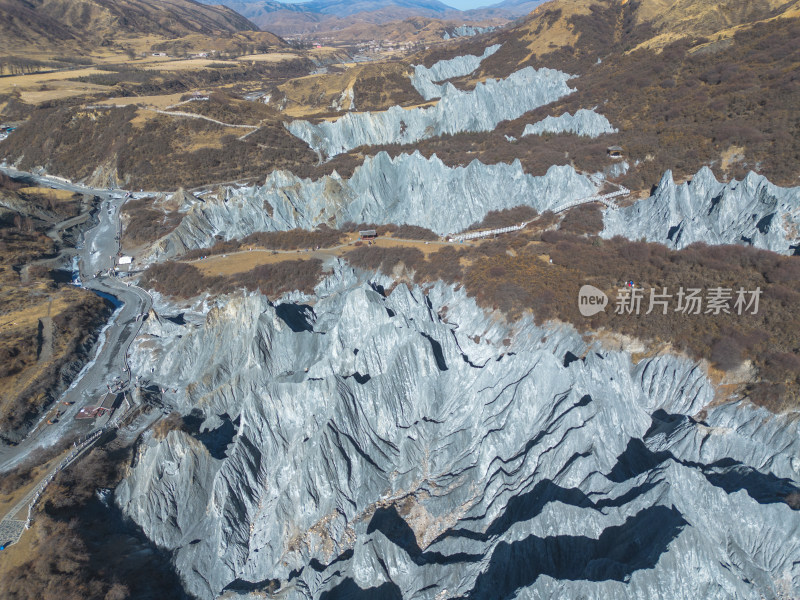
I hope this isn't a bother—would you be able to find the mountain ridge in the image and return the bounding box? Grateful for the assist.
[0,0,260,54]
[198,0,547,36]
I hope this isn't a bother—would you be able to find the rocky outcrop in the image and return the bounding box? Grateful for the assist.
[602,167,800,255]
[148,152,595,260]
[522,108,617,138]
[286,66,575,159]
[118,272,800,600]
[410,44,500,101]
[442,25,499,40]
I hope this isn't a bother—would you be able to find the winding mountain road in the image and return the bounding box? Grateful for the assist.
[0,166,152,474]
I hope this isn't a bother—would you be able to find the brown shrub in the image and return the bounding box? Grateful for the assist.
[183,239,242,260]
[139,258,324,300]
[392,225,438,240]
[415,246,464,283]
[0,446,185,600]
[710,336,744,371]
[233,259,323,297]
[559,203,603,235]
[467,206,539,231]
[240,225,344,251]
[0,172,24,191]
[122,198,182,246]
[139,262,209,298]
[344,246,424,274]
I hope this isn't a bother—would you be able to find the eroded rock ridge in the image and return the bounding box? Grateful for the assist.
[117,274,800,600]
[602,167,800,255]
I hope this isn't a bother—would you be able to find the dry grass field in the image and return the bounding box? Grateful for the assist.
[97,92,191,109]
[15,188,76,202]
[236,52,303,63]
[139,58,238,71]
[189,235,450,276]
[0,68,111,104]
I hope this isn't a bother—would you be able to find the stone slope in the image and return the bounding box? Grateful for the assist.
[117,271,800,599]
[602,167,800,255]
[147,152,595,260]
[442,24,498,39]
[409,44,501,101]
[522,108,617,138]
[286,65,575,159]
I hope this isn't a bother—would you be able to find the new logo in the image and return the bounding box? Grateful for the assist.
[578,285,608,316]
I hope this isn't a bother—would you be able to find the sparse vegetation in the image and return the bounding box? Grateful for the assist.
[0,447,187,600]
[139,258,324,299]
[0,104,319,190]
[121,198,182,247]
[558,203,603,235]
[181,226,347,259]
[0,178,112,438]
[530,17,800,189]
[338,225,800,412]
[391,224,438,240]
[241,226,346,251]
[467,206,539,231]
[396,6,800,191]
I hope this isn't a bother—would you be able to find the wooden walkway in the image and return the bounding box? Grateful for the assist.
[0,428,104,548]
[447,185,631,243]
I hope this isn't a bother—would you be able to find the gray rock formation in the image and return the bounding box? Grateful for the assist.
[117,271,800,600]
[148,152,595,260]
[286,66,575,159]
[522,108,617,138]
[410,44,500,101]
[602,167,800,255]
[442,25,499,40]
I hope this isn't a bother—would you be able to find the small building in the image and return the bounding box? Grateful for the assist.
[359,229,377,240]
[607,145,625,159]
[116,255,133,273]
[75,406,109,420]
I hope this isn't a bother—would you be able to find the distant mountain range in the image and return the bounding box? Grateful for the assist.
[0,0,259,53]
[197,0,548,37]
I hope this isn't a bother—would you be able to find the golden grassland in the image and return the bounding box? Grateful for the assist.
[189,235,451,276]
[97,92,191,109]
[16,188,76,202]
[139,58,237,71]
[629,0,800,51]
[0,68,109,103]
[0,522,37,575]
[236,52,302,63]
